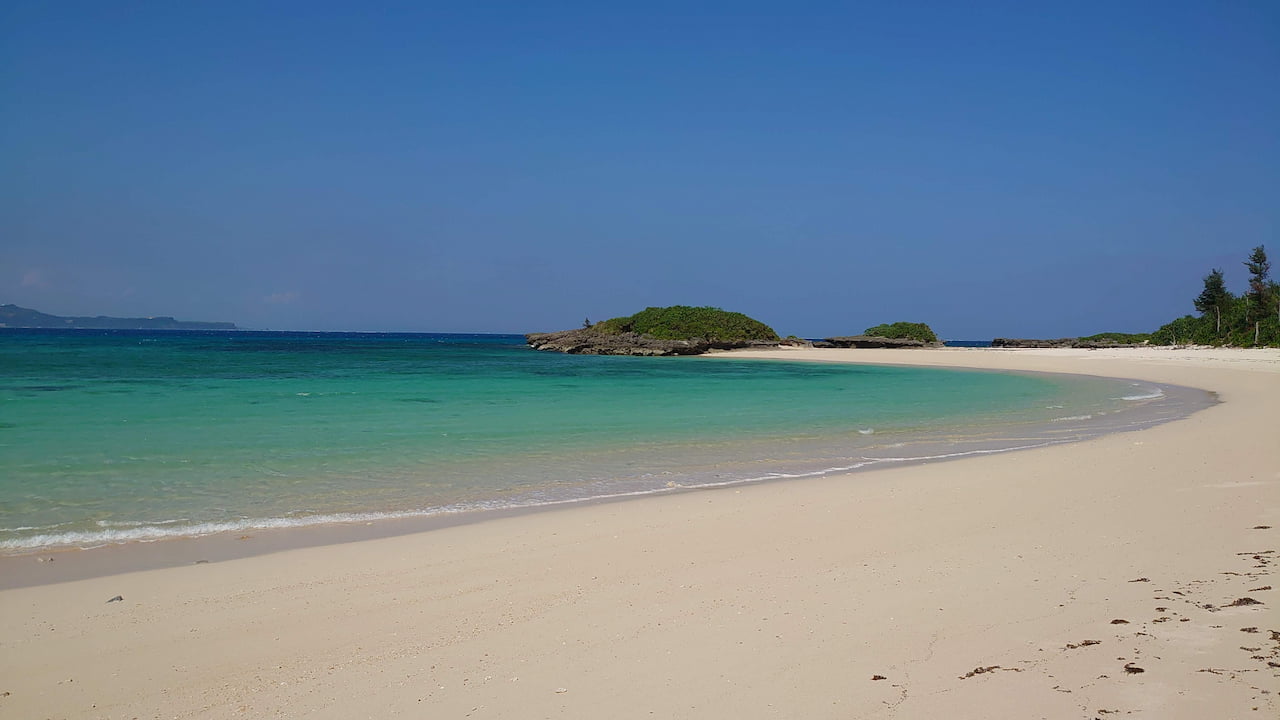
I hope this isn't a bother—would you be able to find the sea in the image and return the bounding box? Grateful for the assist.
[0,329,1209,554]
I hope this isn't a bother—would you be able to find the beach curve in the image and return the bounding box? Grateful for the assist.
[0,347,1277,718]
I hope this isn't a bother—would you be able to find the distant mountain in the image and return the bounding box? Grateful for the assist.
[0,304,237,330]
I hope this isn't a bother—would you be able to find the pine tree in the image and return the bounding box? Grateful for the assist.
[1193,268,1231,336]
[1244,246,1272,344]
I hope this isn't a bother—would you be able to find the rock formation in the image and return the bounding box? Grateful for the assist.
[991,338,1148,349]
[816,335,941,349]
[525,328,780,356]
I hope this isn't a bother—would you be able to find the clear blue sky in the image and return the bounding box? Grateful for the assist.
[3,1,1277,338]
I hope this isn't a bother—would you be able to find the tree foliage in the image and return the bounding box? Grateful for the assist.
[1243,246,1276,343]
[1151,315,1214,346]
[594,306,780,342]
[862,322,939,344]
[1193,268,1232,336]
[1245,246,1271,295]
[1153,246,1278,347]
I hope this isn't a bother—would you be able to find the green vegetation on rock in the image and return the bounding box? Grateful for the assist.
[862,322,939,344]
[595,306,780,342]
[1078,332,1153,344]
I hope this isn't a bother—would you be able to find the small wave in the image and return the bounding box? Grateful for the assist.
[677,460,882,488]
[0,511,442,553]
[1051,415,1093,422]
[1118,390,1164,401]
[866,439,1065,463]
[0,522,75,533]
[857,428,874,435]
[95,518,190,528]
[0,458,884,552]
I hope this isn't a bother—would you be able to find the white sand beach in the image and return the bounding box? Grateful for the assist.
[1,347,1277,719]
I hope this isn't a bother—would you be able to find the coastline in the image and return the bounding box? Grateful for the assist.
[0,352,1209,587]
[1,347,1276,718]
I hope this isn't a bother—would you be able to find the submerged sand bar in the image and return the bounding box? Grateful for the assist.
[1,347,1277,718]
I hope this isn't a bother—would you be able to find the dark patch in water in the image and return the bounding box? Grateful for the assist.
[14,385,81,392]
[398,397,440,404]
[0,422,16,429]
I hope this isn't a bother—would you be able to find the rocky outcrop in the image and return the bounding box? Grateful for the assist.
[525,328,779,356]
[817,335,941,349]
[991,337,1077,349]
[991,338,1147,349]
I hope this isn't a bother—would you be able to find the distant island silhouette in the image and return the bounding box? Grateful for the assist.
[0,304,237,331]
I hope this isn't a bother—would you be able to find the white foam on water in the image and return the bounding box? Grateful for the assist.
[1,510,454,552]
[96,518,191,528]
[862,439,1063,464]
[0,442,1058,553]
[1118,390,1164,401]
[0,522,75,533]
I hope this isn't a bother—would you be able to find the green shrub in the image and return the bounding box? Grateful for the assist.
[1151,315,1213,345]
[863,322,939,344]
[595,306,779,342]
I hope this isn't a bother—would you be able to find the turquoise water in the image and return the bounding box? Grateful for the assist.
[0,330,1198,553]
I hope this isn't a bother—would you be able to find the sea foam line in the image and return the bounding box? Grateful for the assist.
[1118,390,1164,401]
[0,438,1080,553]
[0,510,462,553]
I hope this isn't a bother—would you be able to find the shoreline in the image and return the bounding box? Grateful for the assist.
[2,347,1277,718]
[0,352,1212,588]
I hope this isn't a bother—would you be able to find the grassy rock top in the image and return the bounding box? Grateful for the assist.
[527,306,780,356]
[594,306,780,342]
[862,322,939,344]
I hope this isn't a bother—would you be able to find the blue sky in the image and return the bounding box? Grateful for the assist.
[3,1,1276,338]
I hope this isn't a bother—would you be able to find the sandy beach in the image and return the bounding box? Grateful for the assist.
[1,347,1277,719]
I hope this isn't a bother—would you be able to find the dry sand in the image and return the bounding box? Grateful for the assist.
[1,347,1277,719]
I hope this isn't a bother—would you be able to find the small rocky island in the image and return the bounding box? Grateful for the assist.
[527,306,784,356]
[527,310,949,356]
[816,322,943,348]
[816,336,938,348]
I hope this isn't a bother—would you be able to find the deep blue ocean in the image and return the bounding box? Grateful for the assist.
[0,329,1191,553]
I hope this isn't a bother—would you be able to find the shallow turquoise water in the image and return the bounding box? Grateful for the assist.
[0,330,1193,552]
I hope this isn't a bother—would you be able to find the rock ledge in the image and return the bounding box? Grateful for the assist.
[525,328,781,356]
[991,338,1148,349]
[816,335,942,349]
